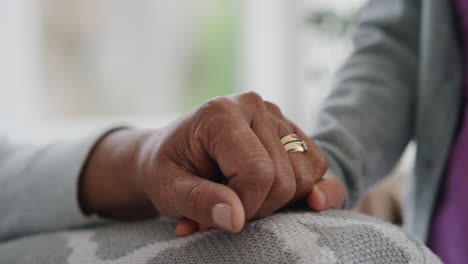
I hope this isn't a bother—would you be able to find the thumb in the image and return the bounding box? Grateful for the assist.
[166,172,245,233]
[307,173,345,211]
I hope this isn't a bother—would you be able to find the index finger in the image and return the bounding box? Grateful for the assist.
[198,109,276,220]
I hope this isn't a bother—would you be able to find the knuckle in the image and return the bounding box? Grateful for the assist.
[245,159,275,185]
[243,91,264,104]
[242,92,267,111]
[273,178,296,201]
[254,170,275,187]
[314,154,329,176]
[295,161,314,188]
[264,101,283,117]
[194,97,236,143]
[185,181,210,220]
[237,92,271,120]
[165,178,181,211]
[186,182,204,206]
[186,182,212,221]
[203,96,234,115]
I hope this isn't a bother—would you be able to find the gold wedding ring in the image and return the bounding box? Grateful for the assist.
[280,134,309,153]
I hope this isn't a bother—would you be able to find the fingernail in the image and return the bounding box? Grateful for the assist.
[212,203,233,231]
[313,185,326,207]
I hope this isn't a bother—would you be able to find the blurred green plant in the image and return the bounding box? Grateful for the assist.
[184,0,236,111]
[184,4,360,111]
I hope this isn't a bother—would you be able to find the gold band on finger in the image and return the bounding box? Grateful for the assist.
[280,134,301,145]
[281,134,309,153]
[283,141,308,153]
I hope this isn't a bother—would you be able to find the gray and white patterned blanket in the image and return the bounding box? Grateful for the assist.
[0,210,440,264]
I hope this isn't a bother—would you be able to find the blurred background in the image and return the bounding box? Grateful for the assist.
[0,0,365,143]
[1,0,415,224]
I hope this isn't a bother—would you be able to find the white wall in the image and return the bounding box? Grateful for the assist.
[0,0,42,137]
[239,0,366,131]
[42,0,198,117]
[239,0,305,127]
[0,0,197,142]
[0,0,366,142]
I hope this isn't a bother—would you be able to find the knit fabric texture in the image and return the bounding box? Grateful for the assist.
[0,210,440,264]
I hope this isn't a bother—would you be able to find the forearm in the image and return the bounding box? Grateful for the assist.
[310,0,420,207]
[79,128,157,220]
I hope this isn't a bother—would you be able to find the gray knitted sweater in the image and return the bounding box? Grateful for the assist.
[0,210,441,264]
[0,132,441,263]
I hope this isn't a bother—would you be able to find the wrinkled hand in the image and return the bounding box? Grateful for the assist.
[177,172,346,236]
[80,92,344,236]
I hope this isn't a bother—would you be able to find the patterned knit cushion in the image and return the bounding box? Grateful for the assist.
[0,210,441,264]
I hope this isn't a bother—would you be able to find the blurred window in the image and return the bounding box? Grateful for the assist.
[41,0,237,118]
[0,0,365,142]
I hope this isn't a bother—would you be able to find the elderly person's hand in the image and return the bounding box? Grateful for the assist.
[79,92,345,236]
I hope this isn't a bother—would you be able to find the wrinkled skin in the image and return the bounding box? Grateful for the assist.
[79,92,346,236]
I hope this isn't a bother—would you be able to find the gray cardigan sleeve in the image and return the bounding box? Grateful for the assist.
[0,132,107,242]
[311,0,421,207]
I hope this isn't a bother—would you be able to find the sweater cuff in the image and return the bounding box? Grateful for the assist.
[26,127,123,233]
